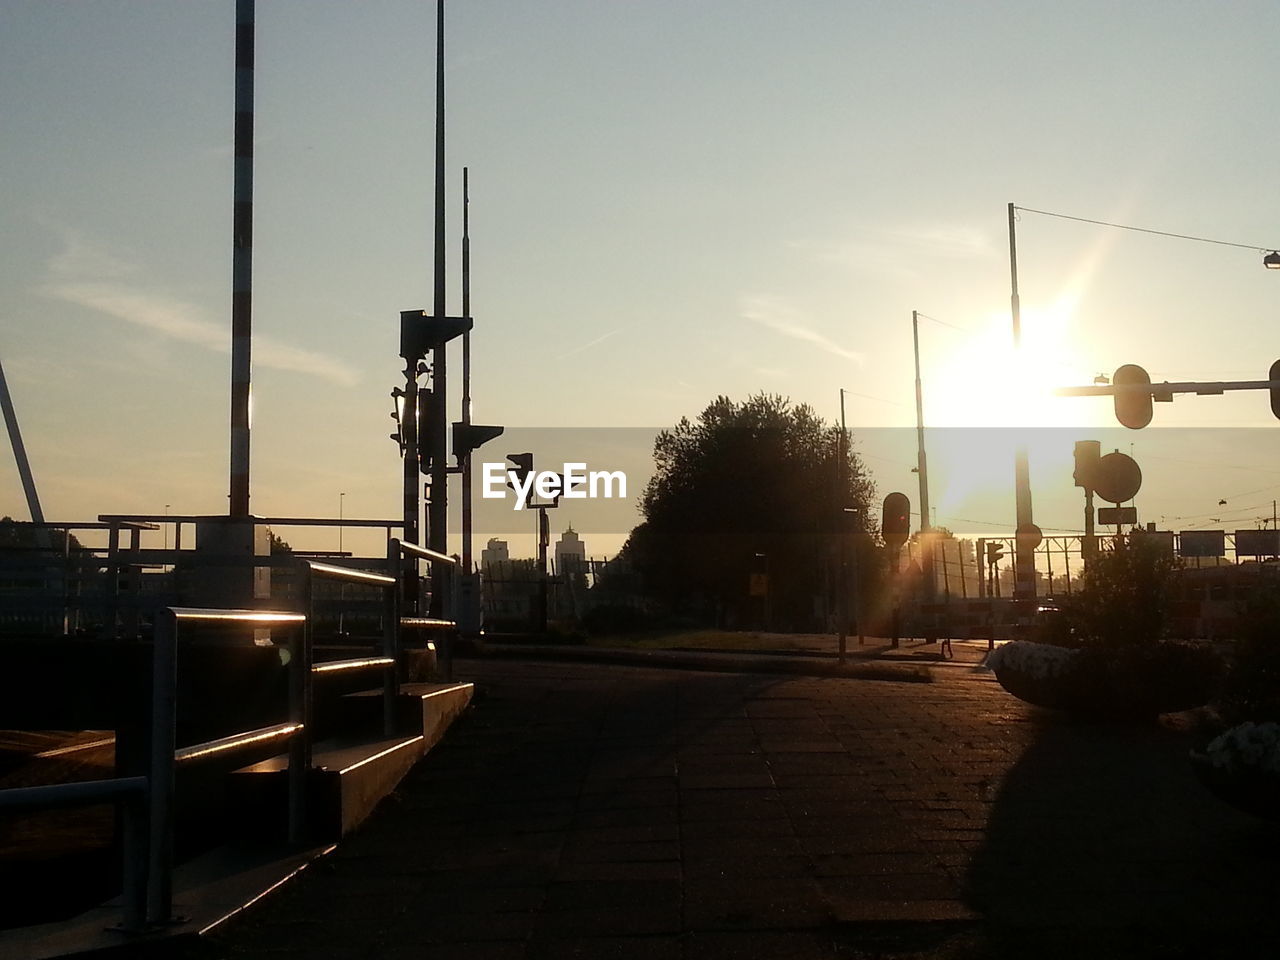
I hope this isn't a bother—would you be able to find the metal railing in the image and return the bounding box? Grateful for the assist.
[0,538,463,933]
[389,538,458,681]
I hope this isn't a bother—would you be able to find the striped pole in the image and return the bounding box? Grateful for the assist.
[229,0,254,517]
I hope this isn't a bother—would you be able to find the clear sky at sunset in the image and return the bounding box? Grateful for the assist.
[3,1,1279,559]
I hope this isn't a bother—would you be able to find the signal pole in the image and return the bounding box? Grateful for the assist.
[1007,203,1037,599]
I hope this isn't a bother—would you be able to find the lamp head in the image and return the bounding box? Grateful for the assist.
[1264,251,1280,269]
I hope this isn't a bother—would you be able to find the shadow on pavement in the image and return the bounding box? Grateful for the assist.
[964,709,1280,957]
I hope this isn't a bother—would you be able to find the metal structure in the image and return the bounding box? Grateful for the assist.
[229,0,255,518]
[0,354,44,524]
[1006,203,1037,599]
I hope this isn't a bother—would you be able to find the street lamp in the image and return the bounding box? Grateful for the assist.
[1265,251,1280,269]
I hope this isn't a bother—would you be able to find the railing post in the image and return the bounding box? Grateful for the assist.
[383,539,401,737]
[147,608,178,925]
[289,567,314,844]
[120,785,149,933]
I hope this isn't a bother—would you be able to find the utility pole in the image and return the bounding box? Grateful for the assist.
[229,0,254,518]
[1007,203,1036,599]
[461,168,473,573]
[912,311,934,604]
[837,389,848,662]
[426,0,449,618]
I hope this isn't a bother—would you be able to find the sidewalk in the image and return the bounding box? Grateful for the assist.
[178,652,1280,960]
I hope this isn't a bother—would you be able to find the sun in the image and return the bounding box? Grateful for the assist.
[920,299,1099,516]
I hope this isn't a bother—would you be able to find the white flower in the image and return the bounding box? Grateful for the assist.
[987,640,1078,680]
[1205,721,1280,774]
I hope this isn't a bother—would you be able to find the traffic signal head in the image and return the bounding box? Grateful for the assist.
[882,492,910,543]
[1112,364,1153,430]
[1073,440,1101,489]
[506,452,534,486]
[1270,359,1280,420]
[417,387,444,475]
[453,422,504,462]
[986,541,1005,564]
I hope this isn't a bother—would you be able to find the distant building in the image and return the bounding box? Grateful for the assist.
[554,526,586,575]
[481,538,509,569]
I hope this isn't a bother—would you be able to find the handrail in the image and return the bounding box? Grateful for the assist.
[0,775,148,810]
[397,540,458,565]
[174,723,303,764]
[311,656,395,675]
[298,559,396,587]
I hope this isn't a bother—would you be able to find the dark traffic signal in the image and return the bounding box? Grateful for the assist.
[1113,364,1153,430]
[882,492,910,544]
[986,541,1005,565]
[1270,359,1280,420]
[506,452,534,488]
[452,422,504,463]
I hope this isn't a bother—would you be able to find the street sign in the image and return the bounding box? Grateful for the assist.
[1097,506,1137,525]
[1234,529,1280,557]
[1092,452,1142,504]
[1178,530,1225,558]
[1015,523,1043,551]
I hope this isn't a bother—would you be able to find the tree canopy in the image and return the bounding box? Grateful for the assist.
[624,393,876,628]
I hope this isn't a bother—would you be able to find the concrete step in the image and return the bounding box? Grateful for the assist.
[336,681,473,745]
[226,683,472,842]
[227,734,424,841]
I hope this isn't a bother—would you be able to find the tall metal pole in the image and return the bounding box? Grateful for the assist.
[1008,203,1036,599]
[837,389,848,662]
[912,311,934,602]
[427,0,449,614]
[461,167,473,573]
[229,0,254,517]
[0,356,44,524]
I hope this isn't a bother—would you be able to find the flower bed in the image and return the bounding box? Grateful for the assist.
[1191,721,1280,821]
[988,640,1218,719]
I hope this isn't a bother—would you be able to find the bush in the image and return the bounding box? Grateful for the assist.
[1218,576,1280,724]
[581,603,657,636]
[1057,534,1178,649]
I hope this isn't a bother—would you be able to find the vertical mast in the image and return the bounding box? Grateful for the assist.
[461,167,473,572]
[427,0,449,608]
[229,0,255,517]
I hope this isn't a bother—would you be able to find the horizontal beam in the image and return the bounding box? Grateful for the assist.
[0,776,148,811]
[168,606,306,624]
[1057,379,1280,397]
[312,656,395,675]
[302,560,397,586]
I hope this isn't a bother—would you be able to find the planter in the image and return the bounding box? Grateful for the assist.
[989,641,1219,719]
[1191,722,1280,821]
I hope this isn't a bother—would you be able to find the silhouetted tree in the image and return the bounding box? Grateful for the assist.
[267,530,292,554]
[0,516,84,552]
[624,393,876,629]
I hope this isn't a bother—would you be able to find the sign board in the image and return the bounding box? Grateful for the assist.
[1097,506,1138,526]
[1131,529,1175,556]
[1092,452,1142,504]
[1178,530,1225,558]
[1234,529,1280,558]
[1015,523,1043,550]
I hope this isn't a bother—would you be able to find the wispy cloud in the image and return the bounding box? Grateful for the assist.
[36,228,360,387]
[796,221,996,279]
[555,327,622,361]
[740,295,864,364]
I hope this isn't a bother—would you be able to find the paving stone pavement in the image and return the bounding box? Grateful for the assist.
[174,655,1280,960]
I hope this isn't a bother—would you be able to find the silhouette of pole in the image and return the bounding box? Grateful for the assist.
[461,167,473,572]
[912,311,933,601]
[229,0,254,517]
[1007,203,1036,598]
[0,356,44,524]
[427,0,449,614]
[837,389,848,662]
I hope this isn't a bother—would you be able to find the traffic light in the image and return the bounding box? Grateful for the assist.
[452,422,504,463]
[506,452,534,488]
[986,541,1005,564]
[1270,359,1280,420]
[882,492,910,544]
[417,387,444,475]
[1112,364,1153,430]
[1073,440,1100,489]
[389,387,406,452]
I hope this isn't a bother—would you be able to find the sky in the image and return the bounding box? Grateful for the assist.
[3,0,1280,562]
